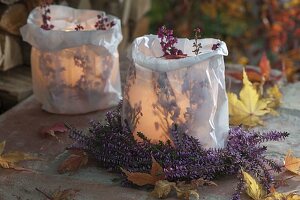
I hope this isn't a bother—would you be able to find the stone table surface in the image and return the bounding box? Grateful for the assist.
[0,69,299,200]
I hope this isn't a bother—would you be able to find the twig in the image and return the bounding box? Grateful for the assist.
[36,187,52,200]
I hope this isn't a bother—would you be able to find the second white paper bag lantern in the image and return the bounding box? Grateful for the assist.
[123,35,229,148]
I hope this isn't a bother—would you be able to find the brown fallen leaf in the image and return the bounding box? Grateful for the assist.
[284,150,300,175]
[151,179,202,200]
[259,52,271,80]
[191,178,217,187]
[57,150,88,174]
[273,175,296,188]
[121,156,165,186]
[151,180,176,199]
[174,186,199,200]
[40,123,68,141]
[0,140,40,171]
[36,187,79,200]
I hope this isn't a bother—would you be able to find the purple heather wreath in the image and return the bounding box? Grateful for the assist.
[67,101,289,200]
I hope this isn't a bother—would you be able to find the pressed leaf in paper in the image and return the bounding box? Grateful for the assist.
[0,140,39,171]
[284,151,300,175]
[242,170,266,200]
[121,157,165,186]
[57,150,88,174]
[228,69,272,127]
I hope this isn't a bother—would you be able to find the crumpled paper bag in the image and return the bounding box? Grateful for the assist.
[20,5,122,114]
[123,35,229,148]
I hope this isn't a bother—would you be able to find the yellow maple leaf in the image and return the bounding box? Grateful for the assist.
[0,140,39,171]
[284,150,300,175]
[121,156,165,186]
[242,170,266,200]
[228,69,272,127]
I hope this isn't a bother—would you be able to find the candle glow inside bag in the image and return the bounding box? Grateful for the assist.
[123,35,229,149]
[20,5,122,114]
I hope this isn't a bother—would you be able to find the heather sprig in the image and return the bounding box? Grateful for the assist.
[94,14,115,30]
[75,24,84,31]
[157,26,185,57]
[212,42,221,50]
[192,28,202,55]
[68,102,289,200]
[40,1,54,30]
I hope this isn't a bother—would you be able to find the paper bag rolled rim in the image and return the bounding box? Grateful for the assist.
[20,5,122,54]
[130,35,228,72]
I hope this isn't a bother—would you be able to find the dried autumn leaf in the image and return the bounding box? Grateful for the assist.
[52,188,79,200]
[286,193,300,200]
[0,140,39,171]
[121,157,165,186]
[175,187,200,200]
[57,150,88,174]
[259,52,271,80]
[151,180,176,199]
[228,69,272,127]
[191,178,217,187]
[226,68,263,83]
[282,56,297,83]
[36,187,79,200]
[284,150,300,175]
[265,187,300,200]
[267,85,282,108]
[40,123,68,141]
[242,170,266,200]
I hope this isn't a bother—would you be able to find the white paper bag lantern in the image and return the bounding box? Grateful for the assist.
[20,5,122,114]
[123,35,229,148]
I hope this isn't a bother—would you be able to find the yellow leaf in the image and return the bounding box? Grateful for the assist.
[151,180,175,199]
[267,85,282,109]
[228,69,271,127]
[286,193,300,200]
[242,170,266,200]
[284,151,300,175]
[121,157,165,186]
[265,187,300,200]
[265,191,286,200]
[0,140,39,171]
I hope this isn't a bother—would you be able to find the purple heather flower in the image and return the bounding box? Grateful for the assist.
[94,14,115,30]
[212,43,221,50]
[157,25,185,57]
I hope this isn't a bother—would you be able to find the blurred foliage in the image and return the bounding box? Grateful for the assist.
[148,0,300,81]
